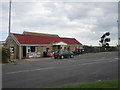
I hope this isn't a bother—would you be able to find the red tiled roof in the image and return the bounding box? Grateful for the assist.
[11,33,82,45]
[60,37,82,45]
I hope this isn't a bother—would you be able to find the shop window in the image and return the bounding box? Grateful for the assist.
[46,48,49,52]
[10,47,14,55]
[27,47,31,53]
[43,47,46,52]
[31,46,35,52]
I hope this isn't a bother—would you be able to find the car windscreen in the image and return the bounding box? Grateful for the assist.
[55,50,59,53]
[60,49,65,53]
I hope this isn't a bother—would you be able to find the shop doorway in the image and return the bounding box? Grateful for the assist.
[58,45,61,49]
[23,46,26,57]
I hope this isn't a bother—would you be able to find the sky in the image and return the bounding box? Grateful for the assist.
[1,0,119,46]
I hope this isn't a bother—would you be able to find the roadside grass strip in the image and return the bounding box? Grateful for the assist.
[60,80,118,88]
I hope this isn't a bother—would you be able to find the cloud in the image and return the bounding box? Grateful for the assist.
[1,2,118,46]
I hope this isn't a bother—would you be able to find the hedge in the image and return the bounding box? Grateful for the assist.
[2,47,10,63]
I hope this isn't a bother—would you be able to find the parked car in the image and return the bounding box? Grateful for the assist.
[53,49,74,59]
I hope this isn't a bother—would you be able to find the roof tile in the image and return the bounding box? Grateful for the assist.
[11,33,82,45]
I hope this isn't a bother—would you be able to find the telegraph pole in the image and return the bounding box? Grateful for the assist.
[118,1,120,55]
[8,0,11,36]
[118,1,120,46]
[8,0,12,60]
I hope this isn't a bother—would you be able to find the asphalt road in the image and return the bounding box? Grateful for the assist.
[2,52,118,88]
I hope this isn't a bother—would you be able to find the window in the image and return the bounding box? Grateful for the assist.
[27,47,31,53]
[10,47,14,55]
[64,50,68,53]
[43,47,46,52]
[27,46,36,53]
[55,50,59,53]
[46,48,49,52]
[31,46,35,52]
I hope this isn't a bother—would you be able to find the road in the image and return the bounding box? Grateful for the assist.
[2,52,118,88]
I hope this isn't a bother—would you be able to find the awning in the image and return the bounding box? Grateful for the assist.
[52,41,67,45]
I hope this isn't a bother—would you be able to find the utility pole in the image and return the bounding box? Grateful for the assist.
[118,1,120,55]
[8,0,12,60]
[8,0,11,36]
[118,1,120,46]
[117,20,119,45]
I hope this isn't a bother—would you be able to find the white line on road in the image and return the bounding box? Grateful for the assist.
[6,67,55,74]
[114,58,119,60]
[89,58,118,62]
[6,59,118,75]
[77,59,117,66]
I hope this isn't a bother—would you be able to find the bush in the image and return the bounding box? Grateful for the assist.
[107,46,118,51]
[2,47,10,63]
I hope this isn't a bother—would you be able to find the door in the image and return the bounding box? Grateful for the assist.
[58,45,61,49]
[23,46,26,57]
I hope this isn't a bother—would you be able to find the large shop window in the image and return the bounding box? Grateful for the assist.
[10,47,14,55]
[31,46,35,52]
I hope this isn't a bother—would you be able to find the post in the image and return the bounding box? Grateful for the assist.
[9,0,11,36]
[118,2,120,46]
[8,0,12,60]
[118,2,120,54]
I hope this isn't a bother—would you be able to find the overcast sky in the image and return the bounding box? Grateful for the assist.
[1,1,119,46]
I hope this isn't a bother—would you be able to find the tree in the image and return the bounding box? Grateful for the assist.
[105,38,110,42]
[99,32,110,51]
[105,32,110,36]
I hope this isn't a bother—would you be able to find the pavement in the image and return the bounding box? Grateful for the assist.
[2,51,118,88]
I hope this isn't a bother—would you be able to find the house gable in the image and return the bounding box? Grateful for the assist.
[5,36,17,47]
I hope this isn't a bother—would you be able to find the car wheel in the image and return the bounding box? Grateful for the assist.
[70,55,74,58]
[61,56,64,59]
[54,57,57,59]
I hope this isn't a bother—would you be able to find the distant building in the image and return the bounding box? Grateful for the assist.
[5,32,83,59]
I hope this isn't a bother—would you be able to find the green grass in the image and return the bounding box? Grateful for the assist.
[60,80,118,88]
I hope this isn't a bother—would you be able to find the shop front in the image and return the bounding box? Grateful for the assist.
[5,32,83,60]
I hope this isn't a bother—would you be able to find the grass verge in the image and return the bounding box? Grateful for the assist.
[60,80,118,88]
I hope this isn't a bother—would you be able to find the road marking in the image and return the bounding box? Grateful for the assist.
[56,59,118,69]
[114,58,119,60]
[92,59,114,62]
[6,67,55,74]
[78,59,117,66]
[5,58,118,74]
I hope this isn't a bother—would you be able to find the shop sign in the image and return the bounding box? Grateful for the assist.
[28,52,41,58]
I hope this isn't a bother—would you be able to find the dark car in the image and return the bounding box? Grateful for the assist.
[53,49,74,59]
